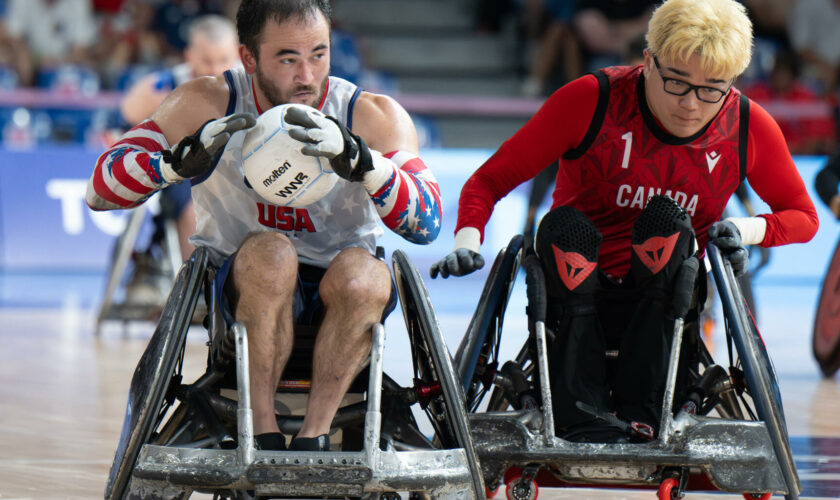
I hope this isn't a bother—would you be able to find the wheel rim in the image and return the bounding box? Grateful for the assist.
[658,478,679,500]
[505,475,537,500]
[708,245,801,499]
[392,250,486,497]
[813,238,840,376]
[105,249,207,500]
[455,235,524,412]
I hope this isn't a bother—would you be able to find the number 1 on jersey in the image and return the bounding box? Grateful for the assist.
[621,131,632,169]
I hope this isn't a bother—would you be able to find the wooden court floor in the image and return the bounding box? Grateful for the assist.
[1,304,839,499]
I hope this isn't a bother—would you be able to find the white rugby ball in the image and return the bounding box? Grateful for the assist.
[241,104,337,207]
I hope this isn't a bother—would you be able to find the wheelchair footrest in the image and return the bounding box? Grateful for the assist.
[132,444,478,497]
[248,453,371,496]
[133,445,375,496]
[468,410,789,495]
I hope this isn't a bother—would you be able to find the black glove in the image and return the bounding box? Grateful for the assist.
[430,248,485,279]
[708,220,749,277]
[162,113,256,181]
[284,105,373,182]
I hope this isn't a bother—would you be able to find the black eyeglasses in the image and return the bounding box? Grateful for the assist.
[653,57,730,104]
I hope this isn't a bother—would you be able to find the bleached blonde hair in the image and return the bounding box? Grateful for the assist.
[646,0,753,79]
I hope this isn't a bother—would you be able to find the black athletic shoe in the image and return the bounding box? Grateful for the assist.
[289,434,330,451]
[560,419,629,444]
[254,432,287,451]
[536,206,602,299]
[630,195,695,289]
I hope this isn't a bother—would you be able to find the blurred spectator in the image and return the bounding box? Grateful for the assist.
[120,14,239,260]
[743,50,837,155]
[788,0,840,94]
[120,14,239,125]
[734,0,792,85]
[623,31,645,66]
[91,0,162,89]
[3,0,97,87]
[329,28,396,95]
[0,0,14,83]
[574,0,656,71]
[475,0,515,33]
[521,0,582,97]
[221,0,241,21]
[741,0,793,48]
[150,0,226,64]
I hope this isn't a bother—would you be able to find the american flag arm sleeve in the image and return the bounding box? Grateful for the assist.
[362,150,441,245]
[85,119,179,211]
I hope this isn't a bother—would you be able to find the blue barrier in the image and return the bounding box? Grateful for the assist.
[0,146,832,287]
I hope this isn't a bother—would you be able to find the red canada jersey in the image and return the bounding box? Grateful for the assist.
[556,65,743,277]
[457,66,817,280]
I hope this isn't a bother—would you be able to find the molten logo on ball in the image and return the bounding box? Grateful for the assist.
[242,103,338,207]
[262,161,292,187]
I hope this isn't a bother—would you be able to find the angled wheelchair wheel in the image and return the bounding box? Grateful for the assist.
[105,247,208,500]
[708,245,800,500]
[813,236,840,377]
[391,250,485,498]
[95,206,148,334]
[454,234,525,411]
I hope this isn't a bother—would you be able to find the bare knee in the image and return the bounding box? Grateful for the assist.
[320,248,391,311]
[232,232,298,297]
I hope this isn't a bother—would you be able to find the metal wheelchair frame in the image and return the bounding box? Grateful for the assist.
[454,235,800,500]
[105,247,484,499]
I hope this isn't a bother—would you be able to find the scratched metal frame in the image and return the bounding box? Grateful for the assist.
[129,325,475,499]
[455,237,800,499]
[469,410,786,493]
[106,247,479,500]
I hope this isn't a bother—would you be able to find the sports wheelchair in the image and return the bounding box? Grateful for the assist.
[453,234,800,500]
[104,246,485,499]
[813,236,840,378]
[95,201,183,334]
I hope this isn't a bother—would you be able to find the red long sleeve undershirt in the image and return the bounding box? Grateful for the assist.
[456,74,818,248]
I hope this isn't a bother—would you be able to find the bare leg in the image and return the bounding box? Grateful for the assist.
[297,247,392,438]
[229,232,298,435]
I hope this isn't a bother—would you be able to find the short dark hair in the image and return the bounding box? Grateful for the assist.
[236,0,331,60]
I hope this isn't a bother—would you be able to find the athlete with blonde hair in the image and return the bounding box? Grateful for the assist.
[432,0,817,442]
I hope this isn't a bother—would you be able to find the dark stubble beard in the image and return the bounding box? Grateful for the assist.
[255,65,328,109]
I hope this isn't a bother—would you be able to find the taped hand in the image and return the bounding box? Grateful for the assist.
[284,105,373,182]
[708,220,749,277]
[430,248,485,279]
[163,113,256,181]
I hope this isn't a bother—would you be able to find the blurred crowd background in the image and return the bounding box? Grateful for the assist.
[0,0,837,154]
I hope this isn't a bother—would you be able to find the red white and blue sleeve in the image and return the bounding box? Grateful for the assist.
[86,119,175,211]
[362,150,442,244]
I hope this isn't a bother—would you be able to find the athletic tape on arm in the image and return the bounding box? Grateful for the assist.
[726,216,767,246]
[86,119,173,211]
[363,151,442,244]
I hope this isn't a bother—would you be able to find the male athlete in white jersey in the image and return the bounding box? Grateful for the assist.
[86,0,441,452]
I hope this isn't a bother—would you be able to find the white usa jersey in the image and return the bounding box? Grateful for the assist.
[189,68,383,267]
